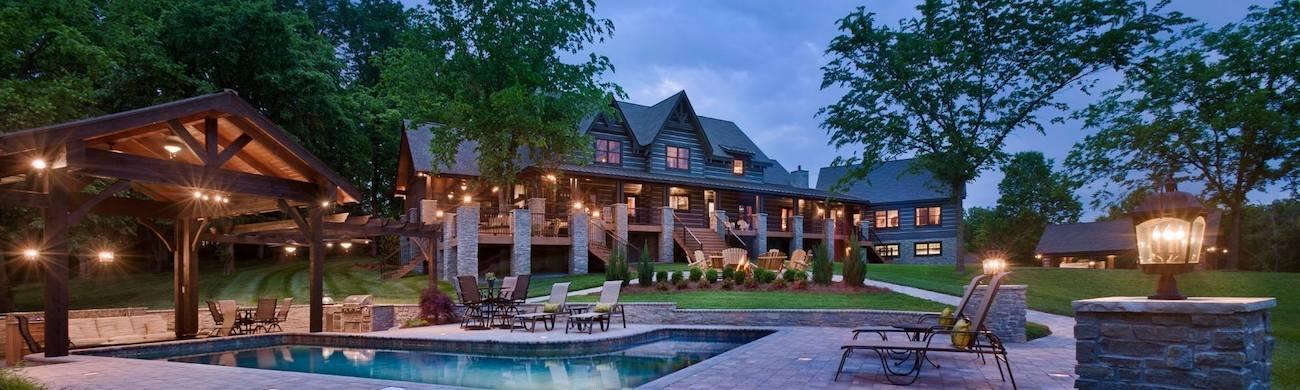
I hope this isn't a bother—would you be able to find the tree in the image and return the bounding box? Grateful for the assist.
[965,152,1082,263]
[1239,199,1300,272]
[1067,1,1300,269]
[820,0,1184,271]
[380,0,623,187]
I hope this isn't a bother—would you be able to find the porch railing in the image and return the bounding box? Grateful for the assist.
[479,207,512,234]
[628,207,659,225]
[715,213,748,249]
[673,212,703,256]
[531,211,571,237]
[803,216,824,234]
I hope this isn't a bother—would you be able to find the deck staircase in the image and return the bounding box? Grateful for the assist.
[676,227,728,255]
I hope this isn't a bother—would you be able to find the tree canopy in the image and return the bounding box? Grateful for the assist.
[964,152,1081,263]
[819,0,1184,270]
[380,0,623,186]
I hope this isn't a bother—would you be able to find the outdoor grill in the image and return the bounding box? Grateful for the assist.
[339,295,373,333]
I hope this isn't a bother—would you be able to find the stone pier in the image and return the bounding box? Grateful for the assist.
[791,215,804,252]
[454,205,478,276]
[754,213,768,255]
[962,284,1028,343]
[510,209,530,275]
[569,210,589,274]
[659,207,674,263]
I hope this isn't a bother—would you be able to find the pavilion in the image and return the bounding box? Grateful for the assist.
[0,90,436,358]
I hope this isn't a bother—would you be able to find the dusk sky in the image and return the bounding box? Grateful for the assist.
[405,1,1283,220]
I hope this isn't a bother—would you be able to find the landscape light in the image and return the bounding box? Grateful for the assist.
[31,158,47,170]
[982,258,1007,276]
[1130,182,1206,300]
[97,251,114,263]
[23,249,39,261]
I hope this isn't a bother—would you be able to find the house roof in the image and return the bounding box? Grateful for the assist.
[614,91,683,147]
[402,125,489,177]
[816,159,950,204]
[1035,212,1223,256]
[556,163,862,201]
[697,116,774,164]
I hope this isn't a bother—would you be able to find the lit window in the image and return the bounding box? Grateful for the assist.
[873,210,899,228]
[915,206,941,226]
[670,194,690,210]
[666,146,690,170]
[875,244,900,258]
[595,139,622,165]
[915,242,942,256]
[732,158,745,175]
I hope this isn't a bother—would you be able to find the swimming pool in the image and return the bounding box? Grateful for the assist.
[83,329,772,389]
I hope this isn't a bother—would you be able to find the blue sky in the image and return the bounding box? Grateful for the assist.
[402,1,1283,220]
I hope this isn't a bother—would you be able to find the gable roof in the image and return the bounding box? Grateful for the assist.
[614,91,684,146]
[1035,220,1138,255]
[697,116,774,164]
[816,159,949,204]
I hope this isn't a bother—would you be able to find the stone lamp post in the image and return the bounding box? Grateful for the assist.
[1128,183,1207,300]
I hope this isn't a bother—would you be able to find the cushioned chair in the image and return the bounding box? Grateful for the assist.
[513,282,570,332]
[851,274,989,340]
[567,281,625,334]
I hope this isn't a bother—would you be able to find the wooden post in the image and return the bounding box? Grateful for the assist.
[42,172,70,357]
[173,218,199,338]
[308,204,325,332]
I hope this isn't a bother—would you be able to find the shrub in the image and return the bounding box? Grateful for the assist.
[720,279,735,290]
[670,271,684,284]
[605,247,631,286]
[842,235,867,287]
[811,245,834,285]
[771,277,786,289]
[655,270,670,283]
[674,278,689,290]
[688,267,703,282]
[419,287,459,324]
[697,277,712,288]
[0,369,42,390]
[636,244,655,286]
[402,318,429,328]
[655,281,670,291]
[721,267,735,281]
[705,269,719,283]
[732,269,746,285]
[755,269,777,284]
[782,268,803,282]
[744,278,758,289]
[793,279,809,290]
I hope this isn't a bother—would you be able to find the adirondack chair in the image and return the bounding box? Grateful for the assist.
[721,247,749,271]
[787,249,809,271]
[688,250,710,269]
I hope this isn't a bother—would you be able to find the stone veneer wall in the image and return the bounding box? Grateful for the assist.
[1073,297,1275,390]
[962,284,1027,343]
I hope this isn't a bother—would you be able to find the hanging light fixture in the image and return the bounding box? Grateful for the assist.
[284,246,298,254]
[30,158,47,170]
[97,251,115,263]
[163,136,185,158]
[23,249,39,261]
[340,242,353,251]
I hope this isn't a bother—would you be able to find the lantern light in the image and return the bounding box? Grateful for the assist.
[97,251,115,263]
[491,186,499,193]
[222,197,230,204]
[22,249,39,260]
[435,210,445,218]
[1129,181,1206,300]
[31,158,47,170]
[545,174,557,182]
[460,183,468,191]
[284,246,297,254]
[592,210,602,218]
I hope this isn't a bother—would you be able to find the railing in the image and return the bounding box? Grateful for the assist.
[479,207,511,234]
[715,213,748,249]
[531,211,571,237]
[803,216,824,234]
[673,212,703,256]
[628,207,659,225]
[592,219,648,262]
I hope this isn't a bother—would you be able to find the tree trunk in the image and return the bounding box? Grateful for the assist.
[1224,204,1242,270]
[222,243,236,275]
[953,179,966,273]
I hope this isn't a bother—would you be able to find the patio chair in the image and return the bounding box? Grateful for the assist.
[456,275,490,330]
[266,297,293,333]
[834,272,1015,388]
[787,249,809,271]
[252,298,278,333]
[721,247,748,271]
[689,250,709,269]
[501,276,518,300]
[851,274,989,340]
[215,300,239,336]
[501,274,531,320]
[203,300,225,337]
[512,282,570,332]
[566,280,625,334]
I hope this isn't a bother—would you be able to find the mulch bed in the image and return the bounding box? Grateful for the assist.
[620,280,893,294]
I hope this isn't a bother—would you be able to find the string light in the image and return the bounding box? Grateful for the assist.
[321,201,331,207]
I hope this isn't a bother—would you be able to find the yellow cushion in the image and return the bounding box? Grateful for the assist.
[593,303,613,313]
[939,307,954,328]
[950,319,973,349]
[543,303,561,313]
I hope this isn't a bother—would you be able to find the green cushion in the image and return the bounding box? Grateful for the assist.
[543,303,561,313]
[594,303,613,313]
[939,307,954,327]
[950,319,973,349]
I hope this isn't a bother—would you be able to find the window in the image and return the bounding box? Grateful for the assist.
[875,244,900,258]
[915,242,943,256]
[915,206,941,226]
[595,139,621,165]
[732,158,745,175]
[666,146,690,170]
[873,209,899,228]
[669,194,690,210]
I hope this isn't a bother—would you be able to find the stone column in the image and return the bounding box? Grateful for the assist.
[659,207,675,263]
[713,210,727,238]
[569,210,589,274]
[754,213,768,256]
[399,208,415,268]
[962,284,1027,343]
[510,209,531,275]
[858,220,871,243]
[1073,297,1276,389]
[455,205,479,277]
[791,215,804,252]
[440,213,456,281]
[613,203,629,244]
[823,218,836,256]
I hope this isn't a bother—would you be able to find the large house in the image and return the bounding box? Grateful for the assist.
[816,160,961,265]
[395,91,870,278]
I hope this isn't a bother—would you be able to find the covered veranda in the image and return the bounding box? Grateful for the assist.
[0,91,374,357]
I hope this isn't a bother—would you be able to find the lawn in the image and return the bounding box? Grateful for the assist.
[525,262,692,298]
[570,289,946,311]
[868,264,1299,387]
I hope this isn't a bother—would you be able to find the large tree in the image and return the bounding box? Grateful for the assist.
[965,152,1082,263]
[819,0,1184,271]
[380,0,623,186]
[1067,1,1300,269]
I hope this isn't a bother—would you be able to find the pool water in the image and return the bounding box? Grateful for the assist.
[168,339,745,389]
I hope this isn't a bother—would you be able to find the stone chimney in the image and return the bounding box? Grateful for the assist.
[790,165,809,188]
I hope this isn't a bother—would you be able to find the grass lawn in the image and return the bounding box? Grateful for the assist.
[868,264,1299,387]
[524,262,693,298]
[571,289,947,311]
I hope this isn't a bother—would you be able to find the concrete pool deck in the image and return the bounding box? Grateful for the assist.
[18,323,1075,389]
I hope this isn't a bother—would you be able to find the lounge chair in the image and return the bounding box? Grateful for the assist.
[512,282,570,332]
[689,250,709,269]
[455,275,490,330]
[567,281,625,334]
[787,249,809,271]
[834,273,1015,388]
[214,300,239,337]
[266,297,293,332]
[851,274,989,340]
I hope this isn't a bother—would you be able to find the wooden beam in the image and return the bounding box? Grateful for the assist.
[42,171,70,357]
[308,203,325,332]
[204,117,218,163]
[67,179,131,224]
[173,218,199,339]
[0,189,180,219]
[71,148,321,202]
[228,212,348,235]
[137,218,175,252]
[276,199,311,232]
[212,134,252,169]
[166,120,208,165]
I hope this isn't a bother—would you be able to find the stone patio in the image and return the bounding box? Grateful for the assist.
[18,322,1076,389]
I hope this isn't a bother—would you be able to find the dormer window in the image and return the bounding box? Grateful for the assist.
[732,158,745,175]
[595,139,621,165]
[666,146,689,170]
